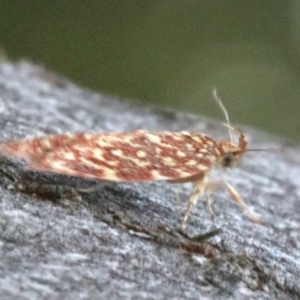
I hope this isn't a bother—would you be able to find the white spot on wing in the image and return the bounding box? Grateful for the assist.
[180,131,190,135]
[197,164,209,171]
[92,148,103,159]
[42,139,52,149]
[48,160,68,171]
[83,133,94,140]
[206,155,217,163]
[102,168,119,180]
[145,133,161,144]
[63,151,76,160]
[132,159,151,167]
[185,159,197,166]
[136,150,147,158]
[186,144,195,151]
[162,157,176,166]
[176,151,186,157]
[189,136,202,143]
[106,160,119,166]
[155,147,162,154]
[151,170,170,180]
[200,149,209,154]
[111,149,123,156]
[65,132,76,138]
[171,134,184,141]
[96,138,111,147]
[178,170,194,177]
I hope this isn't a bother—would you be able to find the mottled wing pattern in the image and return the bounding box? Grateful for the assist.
[0,133,92,159]
[0,130,222,182]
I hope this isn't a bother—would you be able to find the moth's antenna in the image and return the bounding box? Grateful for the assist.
[246,148,280,152]
[213,88,233,143]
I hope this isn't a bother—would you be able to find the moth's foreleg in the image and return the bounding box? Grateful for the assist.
[224,182,262,224]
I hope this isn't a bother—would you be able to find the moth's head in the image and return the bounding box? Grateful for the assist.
[211,89,247,169]
[219,129,247,169]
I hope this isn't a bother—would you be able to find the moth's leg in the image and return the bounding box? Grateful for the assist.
[205,192,214,217]
[181,174,208,230]
[204,180,261,224]
[172,184,183,204]
[224,182,262,224]
[169,173,207,207]
[203,179,224,217]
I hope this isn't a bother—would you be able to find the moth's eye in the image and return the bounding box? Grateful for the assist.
[222,152,235,168]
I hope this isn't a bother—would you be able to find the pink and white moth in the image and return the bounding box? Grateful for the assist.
[0,91,260,228]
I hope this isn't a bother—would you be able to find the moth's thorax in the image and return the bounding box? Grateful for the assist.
[218,140,246,168]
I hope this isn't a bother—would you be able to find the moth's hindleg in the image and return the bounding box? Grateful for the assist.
[174,184,184,204]
[203,179,224,217]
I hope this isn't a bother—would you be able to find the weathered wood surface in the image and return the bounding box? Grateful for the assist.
[0,61,299,300]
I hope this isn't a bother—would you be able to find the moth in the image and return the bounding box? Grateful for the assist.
[0,91,260,228]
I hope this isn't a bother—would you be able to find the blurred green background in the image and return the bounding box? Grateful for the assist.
[1,1,300,140]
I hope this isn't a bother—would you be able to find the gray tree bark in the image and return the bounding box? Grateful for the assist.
[0,61,299,300]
